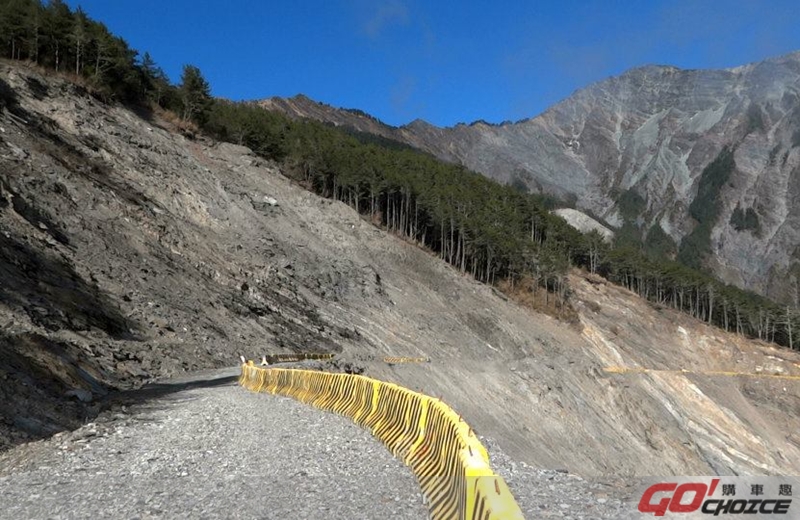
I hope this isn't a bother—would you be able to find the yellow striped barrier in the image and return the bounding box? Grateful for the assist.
[258,353,431,366]
[259,353,335,365]
[239,362,524,520]
[383,356,431,364]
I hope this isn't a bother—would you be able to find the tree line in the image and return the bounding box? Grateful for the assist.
[0,0,210,118]
[202,104,800,349]
[2,0,798,350]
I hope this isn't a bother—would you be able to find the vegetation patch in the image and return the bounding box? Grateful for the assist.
[342,127,416,151]
[644,224,677,259]
[688,147,735,223]
[509,176,529,193]
[509,169,532,193]
[730,205,760,233]
[768,144,781,165]
[616,188,646,221]
[678,147,736,268]
[744,103,766,135]
[614,221,643,250]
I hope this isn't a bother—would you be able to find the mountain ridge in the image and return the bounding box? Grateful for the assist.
[257,50,800,303]
[265,49,800,129]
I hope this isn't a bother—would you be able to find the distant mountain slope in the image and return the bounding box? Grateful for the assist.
[259,52,800,303]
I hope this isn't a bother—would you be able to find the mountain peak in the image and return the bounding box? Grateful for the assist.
[289,93,314,102]
[403,118,432,129]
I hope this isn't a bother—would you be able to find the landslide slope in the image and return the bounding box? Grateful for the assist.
[2,62,799,476]
[262,52,800,303]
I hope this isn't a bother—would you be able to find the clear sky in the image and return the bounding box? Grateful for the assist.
[64,0,800,128]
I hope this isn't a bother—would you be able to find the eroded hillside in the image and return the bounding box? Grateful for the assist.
[1,63,799,476]
[262,52,800,304]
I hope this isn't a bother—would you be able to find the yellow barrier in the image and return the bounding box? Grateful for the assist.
[239,362,524,520]
[260,353,431,365]
[261,353,335,365]
[383,356,431,364]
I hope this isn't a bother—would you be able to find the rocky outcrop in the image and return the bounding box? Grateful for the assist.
[552,209,614,241]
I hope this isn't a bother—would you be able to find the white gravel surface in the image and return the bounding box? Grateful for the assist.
[484,437,639,519]
[0,368,426,520]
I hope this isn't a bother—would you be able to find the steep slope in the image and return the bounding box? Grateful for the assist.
[2,62,800,476]
[261,52,800,303]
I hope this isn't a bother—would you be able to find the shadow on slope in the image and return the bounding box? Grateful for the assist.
[0,332,111,449]
[0,332,238,450]
[101,370,239,410]
[0,232,138,340]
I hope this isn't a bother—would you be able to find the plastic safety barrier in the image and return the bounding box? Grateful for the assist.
[383,356,431,364]
[261,353,335,364]
[259,353,431,365]
[239,362,524,520]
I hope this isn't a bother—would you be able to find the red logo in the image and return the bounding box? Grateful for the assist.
[639,480,718,516]
[638,479,792,516]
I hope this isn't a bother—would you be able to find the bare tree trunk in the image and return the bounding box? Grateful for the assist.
[723,299,729,331]
[33,28,39,63]
[707,287,714,324]
[736,305,742,335]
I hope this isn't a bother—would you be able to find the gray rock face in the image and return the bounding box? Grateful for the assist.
[261,52,800,302]
[552,209,614,242]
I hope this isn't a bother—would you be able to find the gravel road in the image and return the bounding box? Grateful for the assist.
[0,367,639,519]
[0,368,426,520]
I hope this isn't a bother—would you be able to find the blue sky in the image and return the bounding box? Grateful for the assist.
[65,0,800,127]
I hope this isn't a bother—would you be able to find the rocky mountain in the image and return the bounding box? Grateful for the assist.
[260,52,800,304]
[3,61,800,477]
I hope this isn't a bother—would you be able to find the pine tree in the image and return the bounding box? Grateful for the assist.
[179,64,211,124]
[71,6,87,75]
[584,229,607,274]
[43,0,72,72]
[139,51,170,105]
[1,0,32,60]
[23,0,44,64]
